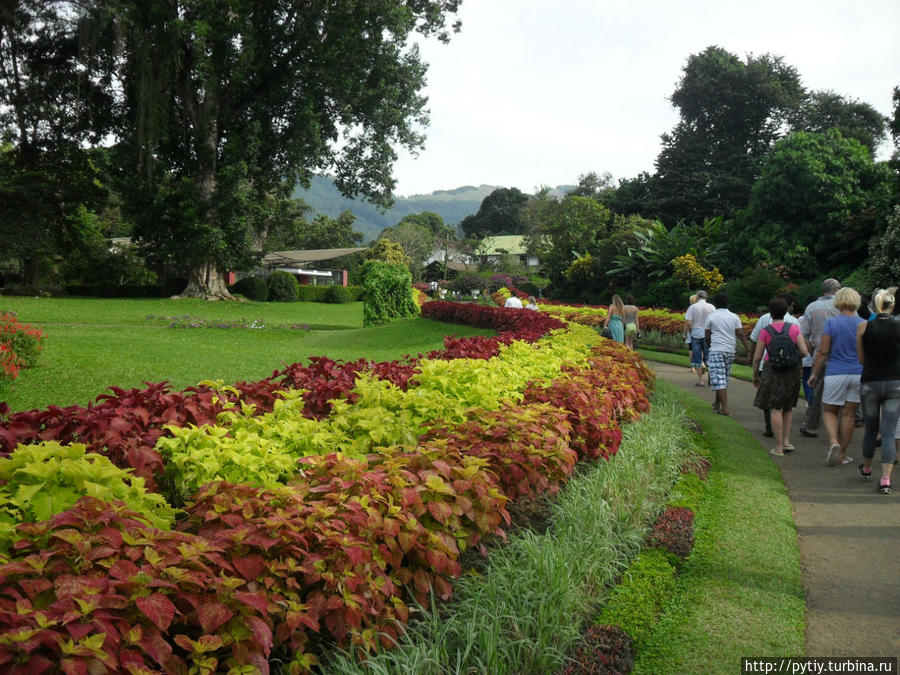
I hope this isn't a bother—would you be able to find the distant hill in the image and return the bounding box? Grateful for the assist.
[292,175,575,242]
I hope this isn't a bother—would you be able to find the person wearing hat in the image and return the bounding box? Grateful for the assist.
[799,278,841,437]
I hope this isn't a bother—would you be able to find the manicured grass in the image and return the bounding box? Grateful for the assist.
[0,297,493,412]
[633,381,805,673]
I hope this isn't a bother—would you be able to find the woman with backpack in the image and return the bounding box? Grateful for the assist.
[752,297,810,457]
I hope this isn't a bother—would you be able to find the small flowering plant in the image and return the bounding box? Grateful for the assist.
[0,312,45,389]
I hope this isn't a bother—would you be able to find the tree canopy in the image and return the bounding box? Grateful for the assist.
[460,187,529,237]
[86,0,461,298]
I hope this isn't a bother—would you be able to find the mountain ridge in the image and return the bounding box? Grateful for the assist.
[293,175,574,241]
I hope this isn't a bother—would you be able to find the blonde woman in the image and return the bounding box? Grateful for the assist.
[602,294,626,343]
[856,287,900,494]
[807,287,864,466]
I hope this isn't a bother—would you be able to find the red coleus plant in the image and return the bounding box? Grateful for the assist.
[0,498,277,673]
[646,506,695,559]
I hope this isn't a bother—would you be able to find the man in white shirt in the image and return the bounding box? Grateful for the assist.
[685,290,716,386]
[704,292,750,416]
[504,295,523,309]
[749,293,802,437]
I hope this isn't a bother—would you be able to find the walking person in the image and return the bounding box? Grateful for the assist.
[856,287,900,494]
[623,295,641,350]
[704,292,750,416]
[799,278,841,437]
[749,293,801,438]
[752,297,810,457]
[602,294,626,343]
[685,290,715,387]
[807,287,864,466]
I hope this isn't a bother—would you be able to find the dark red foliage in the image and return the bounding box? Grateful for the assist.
[559,624,634,675]
[646,506,695,558]
[0,498,274,673]
[421,301,566,360]
[274,355,420,419]
[682,455,711,480]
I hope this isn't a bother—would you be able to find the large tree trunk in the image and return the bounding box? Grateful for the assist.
[176,261,233,300]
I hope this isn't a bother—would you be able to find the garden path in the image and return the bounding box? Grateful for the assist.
[650,361,900,660]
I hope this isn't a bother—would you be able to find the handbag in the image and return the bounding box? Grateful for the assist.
[600,327,613,339]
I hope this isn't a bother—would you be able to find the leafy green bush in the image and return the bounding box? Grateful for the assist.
[361,260,418,326]
[597,547,678,647]
[230,275,268,301]
[266,270,299,302]
[324,285,353,303]
[0,441,177,550]
[450,273,486,295]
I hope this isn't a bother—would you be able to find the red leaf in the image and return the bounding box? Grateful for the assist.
[196,602,233,634]
[246,616,274,653]
[234,591,269,615]
[136,593,176,633]
[232,554,265,581]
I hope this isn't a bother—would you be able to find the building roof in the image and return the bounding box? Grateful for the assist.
[263,248,368,267]
[475,235,528,256]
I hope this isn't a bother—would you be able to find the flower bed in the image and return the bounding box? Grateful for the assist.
[0,313,45,389]
[0,302,653,672]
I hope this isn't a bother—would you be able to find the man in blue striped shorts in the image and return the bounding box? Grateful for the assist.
[704,293,750,416]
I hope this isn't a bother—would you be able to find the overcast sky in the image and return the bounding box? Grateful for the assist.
[390,0,900,197]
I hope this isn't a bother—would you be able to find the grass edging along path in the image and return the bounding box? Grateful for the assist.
[318,378,805,674]
[320,383,695,674]
[639,347,755,382]
[632,381,805,673]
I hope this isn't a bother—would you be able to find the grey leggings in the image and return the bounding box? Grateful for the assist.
[860,379,900,465]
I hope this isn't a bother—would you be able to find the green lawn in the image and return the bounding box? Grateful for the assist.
[1,297,493,412]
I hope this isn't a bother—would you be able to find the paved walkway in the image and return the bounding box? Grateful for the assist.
[650,361,900,659]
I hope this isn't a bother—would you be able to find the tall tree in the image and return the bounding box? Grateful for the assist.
[92,0,461,298]
[652,46,805,225]
[378,220,433,278]
[791,90,887,155]
[460,187,529,237]
[738,129,894,275]
[0,1,112,284]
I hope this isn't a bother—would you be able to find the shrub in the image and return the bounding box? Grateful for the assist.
[0,312,45,368]
[0,442,177,551]
[645,506,695,558]
[324,285,353,303]
[266,270,300,302]
[230,275,268,301]
[450,273,486,295]
[361,260,418,326]
[560,624,634,675]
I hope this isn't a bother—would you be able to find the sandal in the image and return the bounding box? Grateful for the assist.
[839,456,854,465]
[782,444,795,453]
[859,465,872,480]
[769,447,784,457]
[879,477,891,495]
[826,444,840,466]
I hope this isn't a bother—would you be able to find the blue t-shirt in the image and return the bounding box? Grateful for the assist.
[823,314,864,376]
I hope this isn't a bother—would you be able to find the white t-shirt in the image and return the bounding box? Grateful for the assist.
[504,296,523,309]
[685,300,716,339]
[704,308,743,353]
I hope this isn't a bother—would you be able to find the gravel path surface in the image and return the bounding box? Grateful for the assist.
[650,361,900,660]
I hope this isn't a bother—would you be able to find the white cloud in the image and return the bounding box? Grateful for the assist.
[392,0,900,196]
